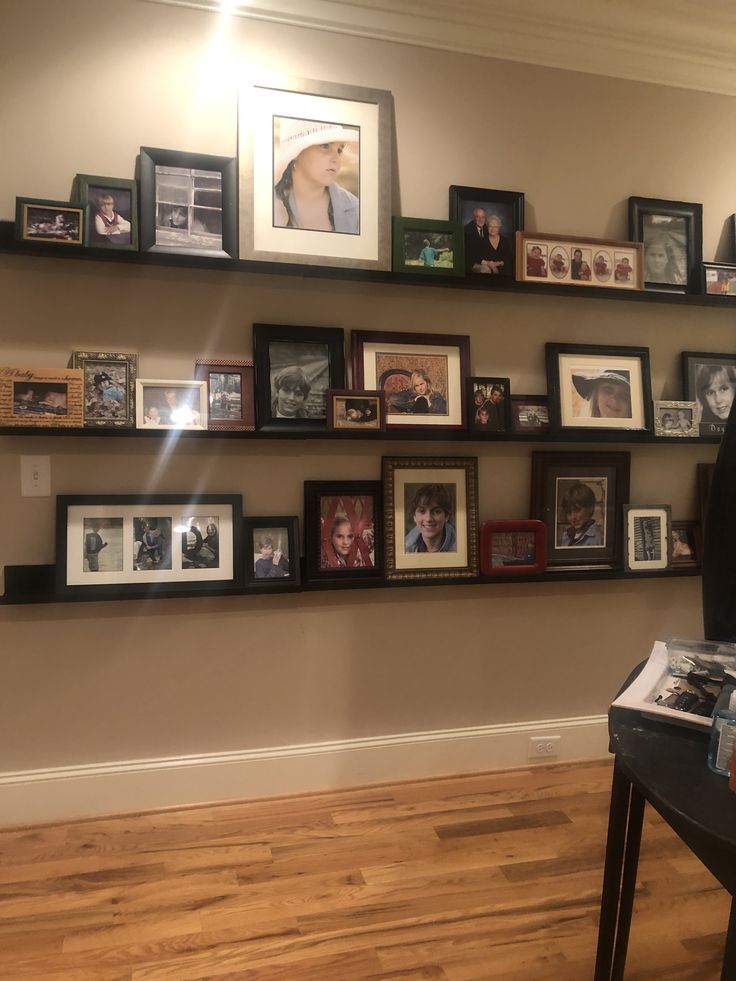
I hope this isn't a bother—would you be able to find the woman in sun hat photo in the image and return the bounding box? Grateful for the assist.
[572,368,632,419]
[273,117,360,234]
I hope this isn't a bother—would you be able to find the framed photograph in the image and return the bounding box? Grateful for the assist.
[623,505,671,573]
[682,351,736,437]
[703,262,736,296]
[671,520,701,569]
[135,379,208,430]
[467,377,510,434]
[352,330,470,431]
[194,359,255,431]
[244,517,301,589]
[55,494,244,599]
[303,481,382,581]
[70,351,137,429]
[382,456,479,581]
[71,174,138,251]
[698,462,715,530]
[15,198,84,246]
[653,399,699,438]
[516,232,643,290]
[239,76,393,270]
[392,217,464,277]
[138,147,237,258]
[510,395,550,436]
[531,451,630,569]
[448,185,524,277]
[0,367,84,428]
[327,390,385,432]
[480,519,547,577]
[254,323,345,434]
[546,342,653,434]
[629,196,703,294]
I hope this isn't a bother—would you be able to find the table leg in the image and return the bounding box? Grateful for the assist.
[594,759,645,981]
[722,896,736,981]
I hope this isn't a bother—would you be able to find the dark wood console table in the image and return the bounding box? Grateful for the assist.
[594,663,736,980]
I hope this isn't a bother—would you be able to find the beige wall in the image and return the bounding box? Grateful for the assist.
[0,0,731,774]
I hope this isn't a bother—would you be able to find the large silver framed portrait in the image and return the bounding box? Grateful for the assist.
[239,76,393,270]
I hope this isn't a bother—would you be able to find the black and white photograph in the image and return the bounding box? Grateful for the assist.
[252,527,291,579]
[194,359,255,432]
[683,351,736,437]
[629,196,702,293]
[624,505,671,572]
[181,515,219,569]
[134,517,172,571]
[327,390,384,431]
[653,399,699,437]
[642,214,687,288]
[467,377,510,433]
[16,199,84,245]
[72,352,137,429]
[510,396,550,435]
[209,372,242,421]
[83,517,123,573]
[449,185,524,277]
[135,380,207,430]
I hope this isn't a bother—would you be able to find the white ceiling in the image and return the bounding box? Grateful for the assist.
[146,0,736,96]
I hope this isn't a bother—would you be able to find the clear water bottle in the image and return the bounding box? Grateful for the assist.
[708,685,736,777]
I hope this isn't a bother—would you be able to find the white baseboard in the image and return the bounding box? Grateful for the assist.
[0,715,608,826]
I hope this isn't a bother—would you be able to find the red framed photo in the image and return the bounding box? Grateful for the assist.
[194,359,255,431]
[480,519,547,577]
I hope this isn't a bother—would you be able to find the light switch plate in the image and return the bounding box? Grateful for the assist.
[20,455,51,497]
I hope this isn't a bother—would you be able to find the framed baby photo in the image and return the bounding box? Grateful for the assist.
[15,198,84,246]
[623,505,671,573]
[392,217,464,277]
[382,456,479,582]
[303,481,382,582]
[0,366,84,429]
[510,395,550,436]
[70,351,137,429]
[703,262,736,297]
[670,520,701,569]
[244,516,301,590]
[467,377,510,435]
[352,330,470,431]
[546,342,653,435]
[71,174,138,251]
[653,399,699,438]
[531,451,630,570]
[327,390,385,432]
[194,359,255,431]
[628,196,702,294]
[254,323,345,434]
[138,146,237,258]
[135,379,208,430]
[516,232,643,290]
[448,185,524,277]
[55,494,244,599]
[239,76,393,270]
[682,351,736,437]
[480,519,547,577]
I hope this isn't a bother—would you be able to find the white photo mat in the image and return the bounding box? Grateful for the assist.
[558,353,646,430]
[625,506,670,572]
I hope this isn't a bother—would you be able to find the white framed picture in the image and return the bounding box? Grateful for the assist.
[624,505,671,572]
[135,379,208,430]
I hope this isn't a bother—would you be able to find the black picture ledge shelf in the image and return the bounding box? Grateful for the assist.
[0,563,701,606]
[2,220,735,310]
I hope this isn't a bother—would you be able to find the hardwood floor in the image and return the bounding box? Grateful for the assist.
[0,760,728,980]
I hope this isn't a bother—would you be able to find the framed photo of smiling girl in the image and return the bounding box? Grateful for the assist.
[240,76,393,270]
[546,342,653,438]
[682,351,736,438]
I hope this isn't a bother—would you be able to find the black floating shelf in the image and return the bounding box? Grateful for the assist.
[0,562,701,606]
[2,220,735,310]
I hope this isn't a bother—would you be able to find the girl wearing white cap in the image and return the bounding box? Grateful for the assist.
[572,369,632,419]
[273,118,359,234]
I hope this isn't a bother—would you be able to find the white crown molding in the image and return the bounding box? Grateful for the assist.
[145,0,736,96]
[0,714,608,826]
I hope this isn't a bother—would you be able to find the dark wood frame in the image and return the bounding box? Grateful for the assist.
[352,329,471,431]
[703,261,736,297]
[303,480,383,582]
[254,322,345,434]
[531,450,630,569]
[623,505,672,573]
[682,350,736,438]
[670,519,701,570]
[138,146,237,258]
[546,342,653,438]
[55,493,244,599]
[326,389,385,432]
[466,376,511,435]
[194,359,255,431]
[391,216,464,277]
[628,196,703,295]
[382,455,479,581]
[71,351,137,429]
[510,395,550,436]
[448,184,524,278]
[516,232,643,290]
[15,198,84,246]
[243,516,301,589]
[480,519,547,577]
[71,174,139,251]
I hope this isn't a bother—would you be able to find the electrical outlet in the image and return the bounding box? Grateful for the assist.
[528,735,561,760]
